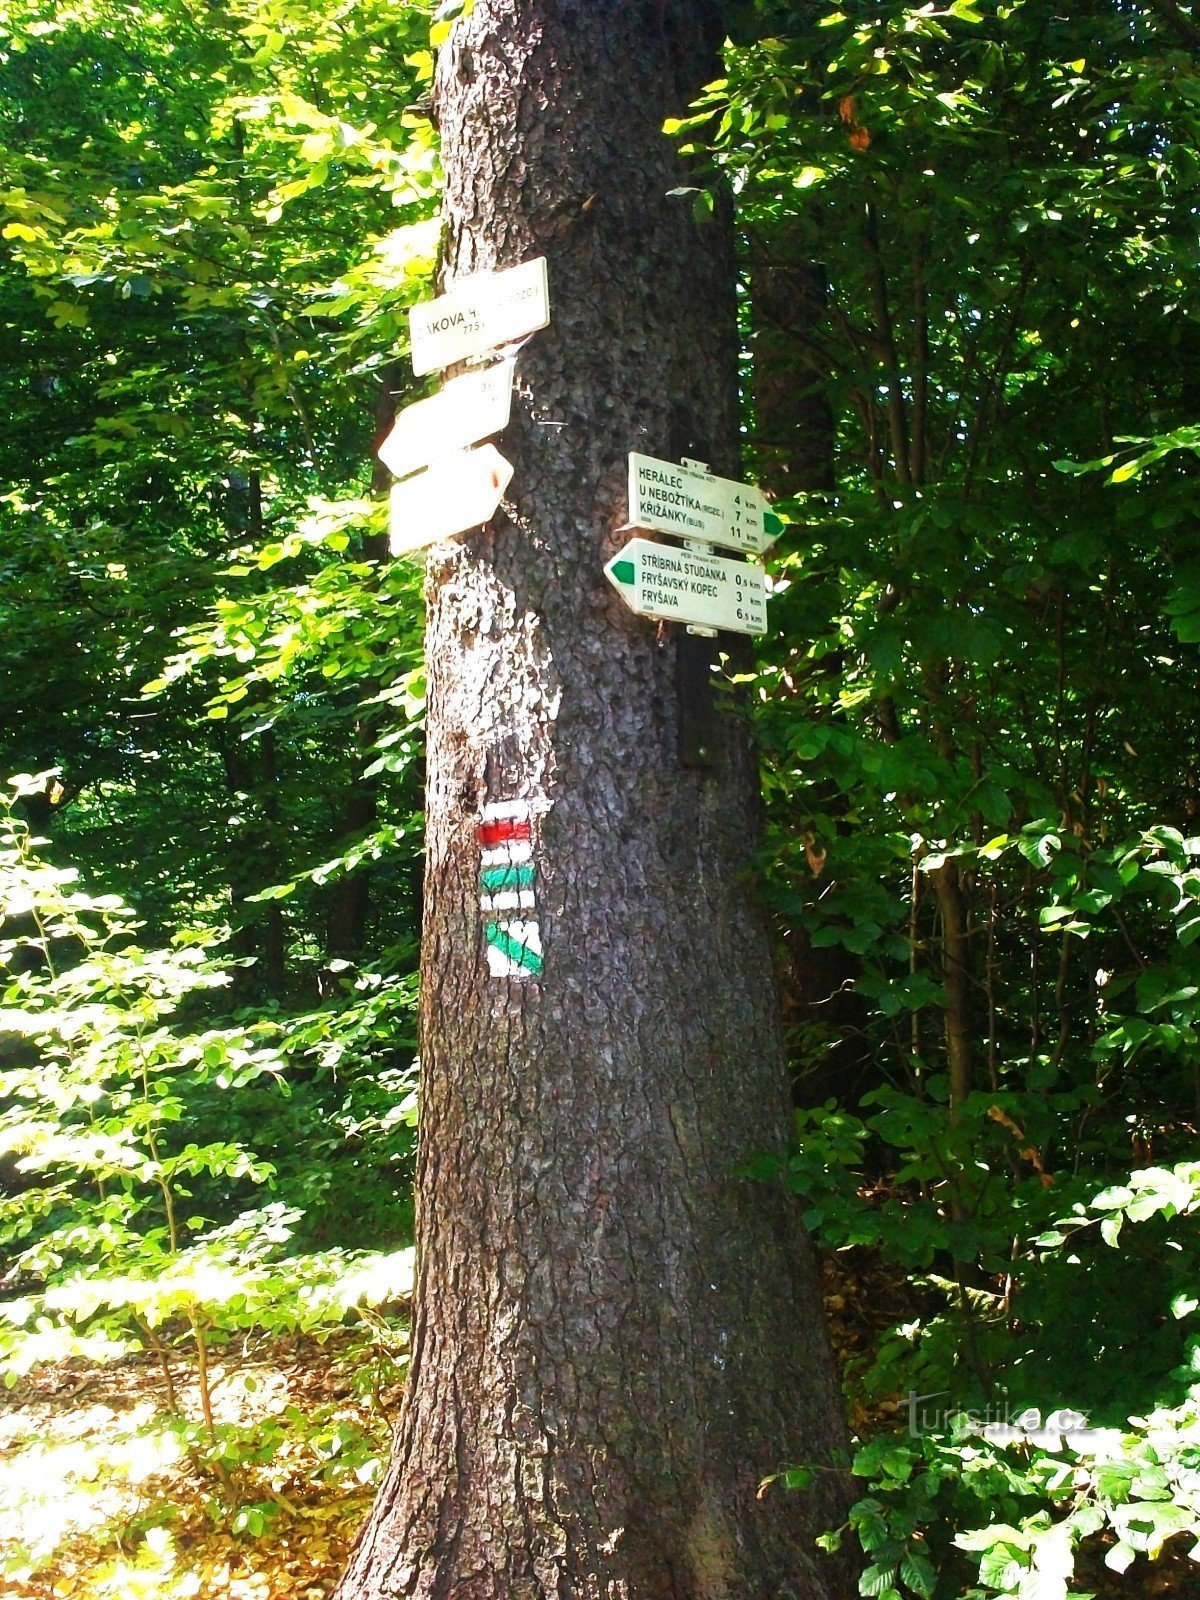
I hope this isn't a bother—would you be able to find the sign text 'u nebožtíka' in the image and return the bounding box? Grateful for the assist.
[627,453,782,555]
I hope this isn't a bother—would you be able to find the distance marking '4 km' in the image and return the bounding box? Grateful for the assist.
[627,453,783,555]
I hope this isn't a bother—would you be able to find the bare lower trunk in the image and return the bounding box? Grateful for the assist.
[933,857,974,1119]
[337,4,853,1596]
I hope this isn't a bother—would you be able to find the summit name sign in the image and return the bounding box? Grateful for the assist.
[627,453,782,555]
[409,257,550,377]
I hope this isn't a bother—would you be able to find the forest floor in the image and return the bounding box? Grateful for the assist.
[0,1329,401,1600]
[4,1259,1196,1598]
[0,1255,907,1599]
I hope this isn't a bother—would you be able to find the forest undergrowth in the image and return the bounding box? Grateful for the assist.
[1,1329,401,1600]
[6,0,1200,1595]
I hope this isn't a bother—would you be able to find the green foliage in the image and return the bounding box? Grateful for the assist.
[0,0,435,977]
[0,1,434,1576]
[780,1149,1200,1595]
[0,780,415,1491]
[823,1390,1200,1600]
[770,831,1200,1419]
[4,0,1200,1592]
[677,1,1200,1592]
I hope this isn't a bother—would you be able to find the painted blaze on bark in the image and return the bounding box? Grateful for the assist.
[337,3,853,1597]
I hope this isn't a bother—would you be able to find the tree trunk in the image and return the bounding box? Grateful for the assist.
[932,857,974,1119]
[318,372,400,992]
[750,226,836,499]
[749,224,872,1110]
[337,4,853,1596]
[219,726,287,1002]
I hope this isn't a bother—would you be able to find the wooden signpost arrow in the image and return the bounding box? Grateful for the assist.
[389,443,514,557]
[627,452,784,554]
[604,536,769,636]
[386,261,549,562]
[379,360,515,481]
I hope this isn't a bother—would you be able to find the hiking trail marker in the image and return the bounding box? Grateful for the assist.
[604,536,769,636]
[389,444,513,557]
[378,360,515,481]
[409,257,550,377]
[627,452,784,554]
[477,800,543,980]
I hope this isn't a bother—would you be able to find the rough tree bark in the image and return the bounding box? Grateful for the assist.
[337,3,853,1596]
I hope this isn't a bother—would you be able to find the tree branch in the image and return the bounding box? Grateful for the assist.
[863,198,912,484]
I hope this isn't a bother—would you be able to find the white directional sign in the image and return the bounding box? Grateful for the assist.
[389,444,514,557]
[409,257,550,377]
[604,537,769,636]
[627,453,783,555]
[378,360,515,481]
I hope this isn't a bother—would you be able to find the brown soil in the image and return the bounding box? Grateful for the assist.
[0,1330,403,1600]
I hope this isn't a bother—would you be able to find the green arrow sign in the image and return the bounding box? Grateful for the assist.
[603,537,768,636]
[627,453,782,554]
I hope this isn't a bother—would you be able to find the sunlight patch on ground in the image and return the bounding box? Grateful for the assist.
[1,1399,181,1575]
[0,1334,397,1600]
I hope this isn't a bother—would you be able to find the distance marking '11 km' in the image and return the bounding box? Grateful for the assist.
[627,453,784,555]
[389,444,513,557]
[409,257,550,377]
[604,537,769,636]
[378,360,515,481]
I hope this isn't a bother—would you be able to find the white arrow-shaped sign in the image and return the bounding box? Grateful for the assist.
[604,537,769,636]
[409,257,550,377]
[389,444,514,557]
[379,360,515,481]
[627,453,783,555]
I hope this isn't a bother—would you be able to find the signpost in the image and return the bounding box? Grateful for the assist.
[409,257,550,377]
[604,536,768,636]
[387,260,548,560]
[379,360,515,481]
[389,444,514,557]
[627,452,783,554]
